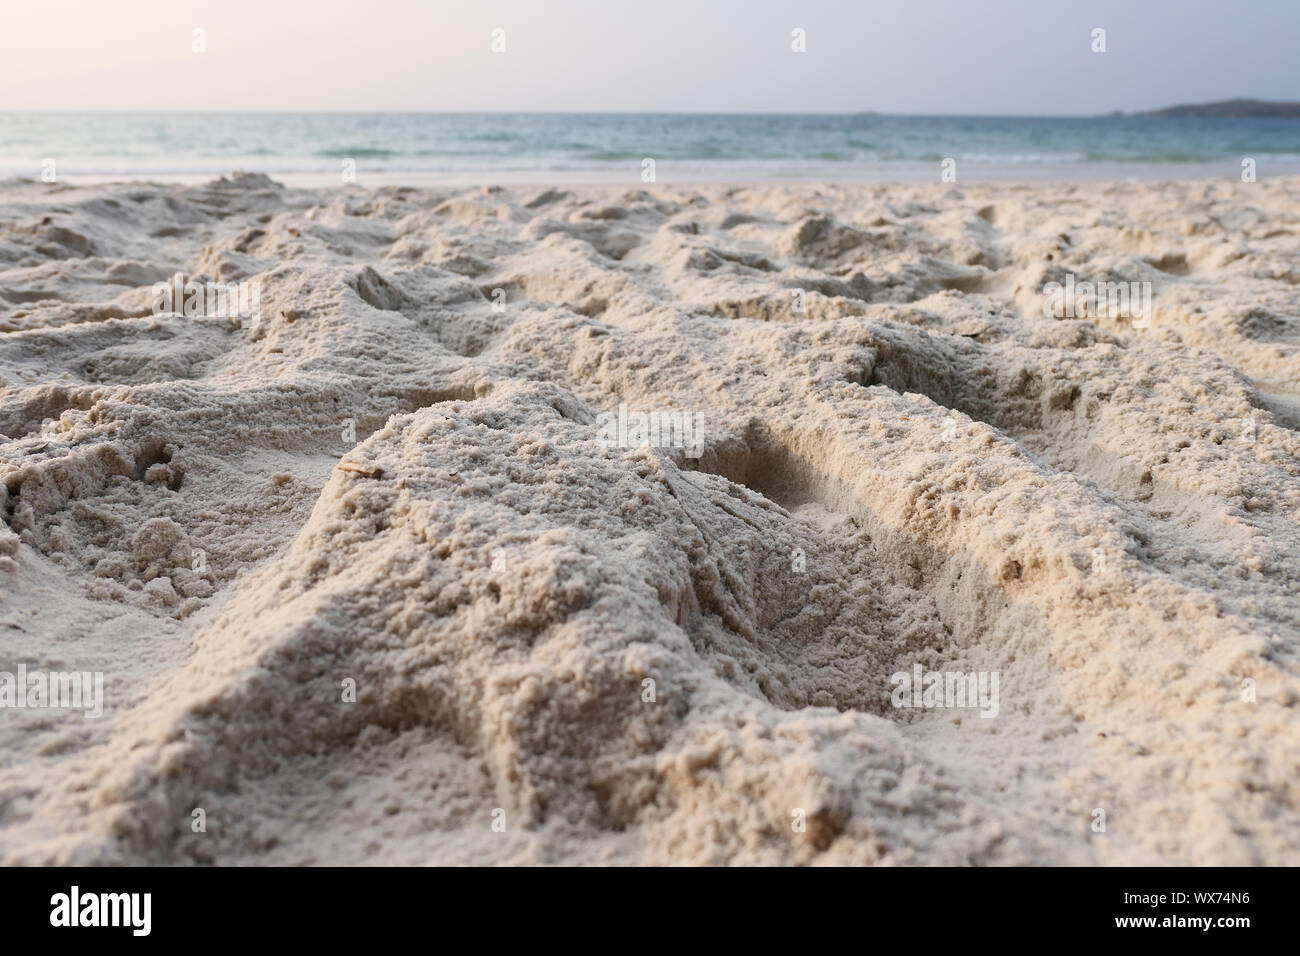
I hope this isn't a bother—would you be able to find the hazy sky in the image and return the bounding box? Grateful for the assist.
[2,0,1296,114]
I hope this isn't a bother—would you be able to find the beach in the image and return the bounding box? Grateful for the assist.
[1,172,1298,865]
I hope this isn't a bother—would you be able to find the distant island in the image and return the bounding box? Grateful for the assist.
[1138,99,1300,118]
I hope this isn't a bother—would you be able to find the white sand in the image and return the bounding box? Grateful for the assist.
[1,173,1297,864]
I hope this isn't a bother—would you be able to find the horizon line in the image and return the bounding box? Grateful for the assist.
[1,105,1294,119]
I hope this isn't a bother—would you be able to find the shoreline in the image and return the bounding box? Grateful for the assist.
[6,160,1299,188]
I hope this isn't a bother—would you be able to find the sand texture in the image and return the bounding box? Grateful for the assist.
[1,173,1298,864]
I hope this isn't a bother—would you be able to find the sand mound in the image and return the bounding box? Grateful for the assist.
[1,176,1298,864]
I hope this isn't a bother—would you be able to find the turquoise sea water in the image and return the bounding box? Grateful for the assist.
[3,112,1299,184]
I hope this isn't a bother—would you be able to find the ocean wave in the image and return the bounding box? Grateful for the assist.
[314,148,395,158]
